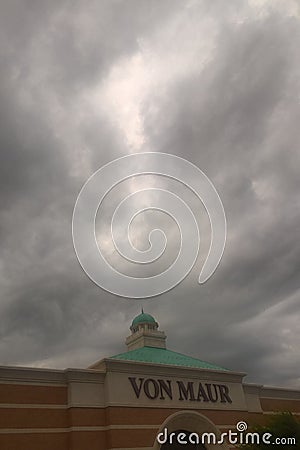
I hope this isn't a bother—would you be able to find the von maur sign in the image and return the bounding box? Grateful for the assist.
[129,377,232,404]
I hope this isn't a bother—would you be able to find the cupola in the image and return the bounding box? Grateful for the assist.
[125,309,167,351]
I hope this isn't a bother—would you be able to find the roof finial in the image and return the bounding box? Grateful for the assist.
[141,307,144,314]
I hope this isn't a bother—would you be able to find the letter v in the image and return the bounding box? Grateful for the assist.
[128,377,144,398]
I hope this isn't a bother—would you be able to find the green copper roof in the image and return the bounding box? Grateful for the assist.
[110,346,228,371]
[132,312,156,326]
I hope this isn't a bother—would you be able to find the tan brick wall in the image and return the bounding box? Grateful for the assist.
[0,432,68,450]
[0,408,68,428]
[0,376,300,450]
[106,427,158,449]
[69,431,107,450]
[260,397,300,412]
[0,383,67,405]
[68,407,106,427]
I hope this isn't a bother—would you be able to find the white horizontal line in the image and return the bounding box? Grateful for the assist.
[0,380,66,387]
[0,403,107,409]
[0,429,69,434]
[0,404,66,409]
[0,425,160,434]
[260,396,300,401]
[263,411,300,415]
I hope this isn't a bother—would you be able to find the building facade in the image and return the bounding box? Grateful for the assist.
[0,311,299,450]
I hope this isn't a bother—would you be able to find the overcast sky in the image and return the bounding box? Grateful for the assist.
[0,0,299,388]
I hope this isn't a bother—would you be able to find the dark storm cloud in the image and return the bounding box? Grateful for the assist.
[135,2,300,387]
[0,0,299,387]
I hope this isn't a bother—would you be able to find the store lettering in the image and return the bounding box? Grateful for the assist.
[128,377,232,403]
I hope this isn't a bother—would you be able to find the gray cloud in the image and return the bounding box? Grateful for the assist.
[0,0,299,388]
